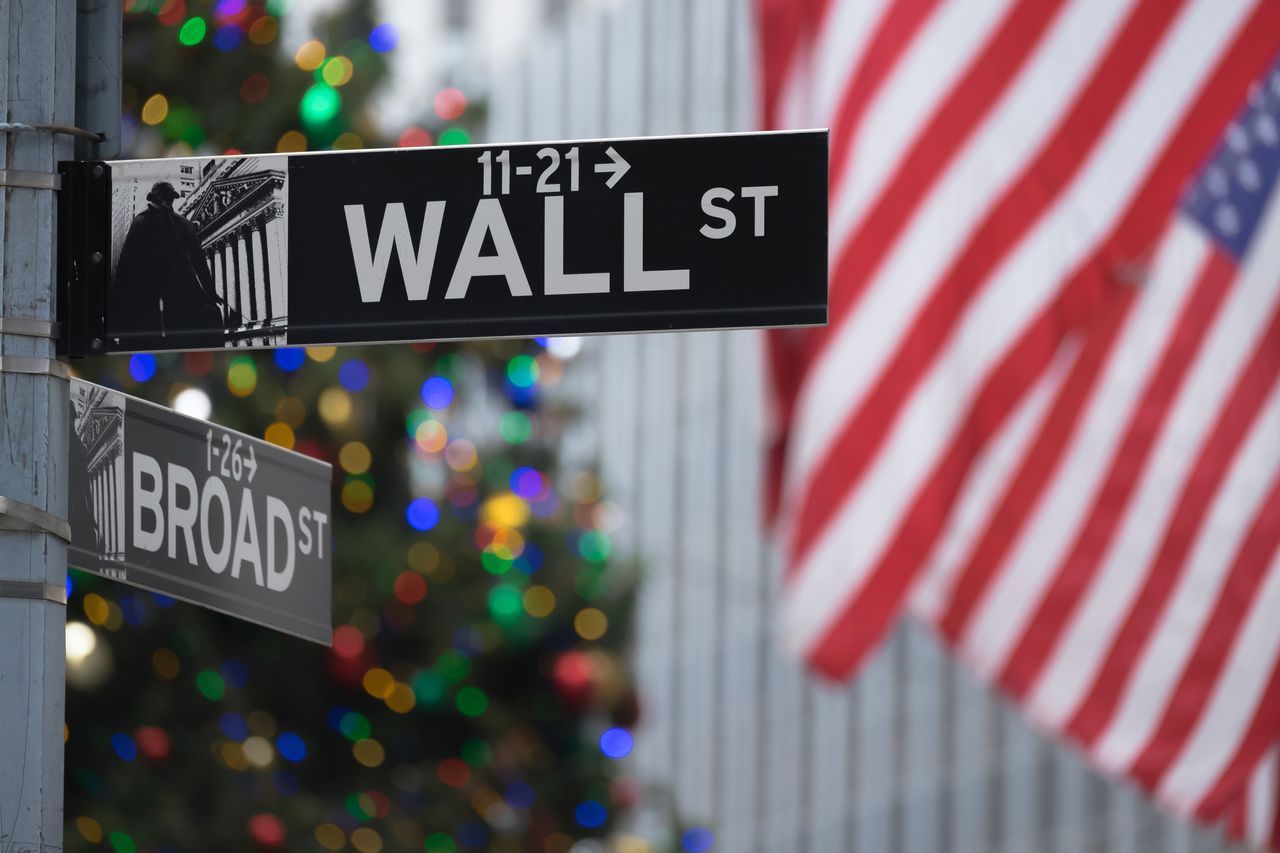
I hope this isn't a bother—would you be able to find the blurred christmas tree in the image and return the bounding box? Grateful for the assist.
[65,3,639,851]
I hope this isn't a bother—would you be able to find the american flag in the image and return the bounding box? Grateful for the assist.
[760,0,1280,842]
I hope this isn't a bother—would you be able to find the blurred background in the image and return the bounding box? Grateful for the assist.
[64,1,1266,852]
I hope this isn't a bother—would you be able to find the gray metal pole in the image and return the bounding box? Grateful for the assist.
[1,0,75,850]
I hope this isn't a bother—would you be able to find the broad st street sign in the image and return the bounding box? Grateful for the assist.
[68,379,332,644]
[58,130,827,355]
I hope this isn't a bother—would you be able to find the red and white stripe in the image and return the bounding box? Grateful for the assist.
[760,0,1280,838]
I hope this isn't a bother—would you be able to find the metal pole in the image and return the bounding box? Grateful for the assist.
[1,0,75,850]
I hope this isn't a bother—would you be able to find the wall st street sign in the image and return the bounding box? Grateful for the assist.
[59,130,827,355]
[68,379,332,644]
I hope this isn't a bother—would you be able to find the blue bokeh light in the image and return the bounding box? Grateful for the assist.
[129,353,157,382]
[406,497,440,532]
[111,732,138,762]
[505,781,536,808]
[682,828,715,852]
[421,376,454,409]
[274,347,305,372]
[219,712,249,741]
[369,23,398,52]
[575,800,607,829]
[339,359,370,392]
[275,732,307,762]
[599,727,633,759]
[212,24,244,51]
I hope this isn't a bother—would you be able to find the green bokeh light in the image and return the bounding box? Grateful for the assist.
[455,686,488,717]
[195,670,225,701]
[178,17,206,46]
[487,584,522,623]
[424,833,457,853]
[109,832,137,853]
[299,83,341,126]
[499,411,532,444]
[436,650,470,682]
[438,127,470,146]
[460,738,492,768]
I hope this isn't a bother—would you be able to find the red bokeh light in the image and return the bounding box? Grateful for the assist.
[433,88,467,121]
[397,127,433,148]
[247,813,286,848]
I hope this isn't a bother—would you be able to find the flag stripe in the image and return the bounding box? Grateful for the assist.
[1162,531,1280,816]
[824,0,940,210]
[1027,192,1280,733]
[1127,463,1280,787]
[1065,289,1280,746]
[990,245,1235,693]
[783,0,1139,534]
[787,0,1267,665]
[792,0,1186,568]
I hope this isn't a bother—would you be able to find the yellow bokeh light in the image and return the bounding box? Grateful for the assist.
[307,345,337,362]
[339,441,372,474]
[523,585,556,618]
[248,710,277,737]
[574,607,608,641]
[315,823,346,851]
[333,132,364,150]
[103,601,124,631]
[322,56,354,87]
[482,493,531,529]
[408,541,439,574]
[248,15,277,45]
[264,421,295,449]
[353,833,385,853]
[276,396,306,428]
[83,593,109,625]
[219,741,249,771]
[353,738,386,768]
[350,827,383,853]
[141,93,169,125]
[342,480,374,513]
[276,130,308,153]
[492,527,525,557]
[295,39,326,71]
[319,387,352,425]
[242,735,275,768]
[415,419,448,453]
[76,816,103,843]
[152,647,180,680]
[386,682,416,714]
[362,667,394,699]
[227,361,257,397]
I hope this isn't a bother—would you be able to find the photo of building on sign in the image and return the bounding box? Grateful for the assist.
[68,382,126,571]
[108,155,288,351]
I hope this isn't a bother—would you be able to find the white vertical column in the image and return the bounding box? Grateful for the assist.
[265,213,286,323]
[236,231,253,326]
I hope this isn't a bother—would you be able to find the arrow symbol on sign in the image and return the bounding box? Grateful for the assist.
[594,146,630,189]
[244,444,258,483]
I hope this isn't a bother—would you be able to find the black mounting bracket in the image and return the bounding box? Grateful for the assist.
[57,160,110,357]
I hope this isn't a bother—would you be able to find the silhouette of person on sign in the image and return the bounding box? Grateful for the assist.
[111,181,237,349]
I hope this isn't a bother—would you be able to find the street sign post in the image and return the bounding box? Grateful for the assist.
[68,378,332,644]
[59,130,827,355]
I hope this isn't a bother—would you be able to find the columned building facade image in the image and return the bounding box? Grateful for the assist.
[180,157,287,347]
[73,384,125,564]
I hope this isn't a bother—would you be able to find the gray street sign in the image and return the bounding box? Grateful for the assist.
[68,379,332,644]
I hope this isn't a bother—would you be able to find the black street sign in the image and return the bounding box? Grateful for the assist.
[68,379,332,644]
[61,130,827,354]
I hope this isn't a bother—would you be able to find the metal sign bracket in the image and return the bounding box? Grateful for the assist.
[57,160,110,357]
[0,495,72,543]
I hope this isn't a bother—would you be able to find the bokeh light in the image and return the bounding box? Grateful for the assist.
[600,728,633,759]
[294,39,325,71]
[369,23,398,52]
[406,497,439,531]
[128,353,157,382]
[434,88,467,121]
[421,376,454,408]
